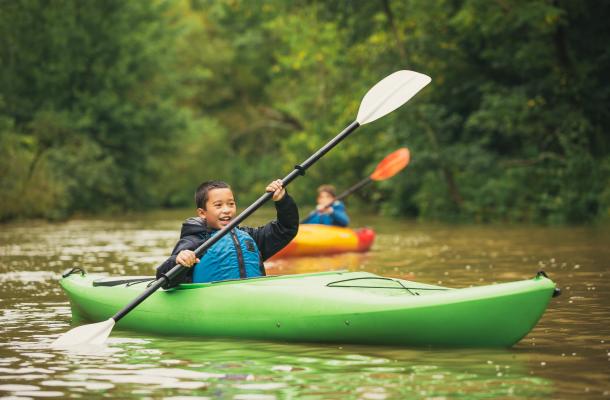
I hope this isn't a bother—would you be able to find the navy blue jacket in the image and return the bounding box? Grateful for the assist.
[156,194,299,287]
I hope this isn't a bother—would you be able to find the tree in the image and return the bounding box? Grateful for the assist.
[0,0,190,219]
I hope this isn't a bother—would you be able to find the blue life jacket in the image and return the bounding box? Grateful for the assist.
[302,200,349,227]
[192,228,264,283]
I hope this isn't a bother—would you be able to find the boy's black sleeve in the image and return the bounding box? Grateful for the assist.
[242,193,299,260]
[155,236,199,286]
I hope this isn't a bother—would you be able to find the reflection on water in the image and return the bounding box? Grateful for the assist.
[1,330,555,399]
[0,211,609,398]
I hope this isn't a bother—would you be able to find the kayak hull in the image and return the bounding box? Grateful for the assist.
[271,224,375,258]
[59,271,556,347]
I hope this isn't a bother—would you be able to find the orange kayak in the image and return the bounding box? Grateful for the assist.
[271,224,375,259]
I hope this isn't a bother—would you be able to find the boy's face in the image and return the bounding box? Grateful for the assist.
[197,188,237,229]
[316,191,335,207]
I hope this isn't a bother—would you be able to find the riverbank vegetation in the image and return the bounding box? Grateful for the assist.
[1,0,608,223]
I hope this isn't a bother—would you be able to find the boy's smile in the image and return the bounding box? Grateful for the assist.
[197,188,237,230]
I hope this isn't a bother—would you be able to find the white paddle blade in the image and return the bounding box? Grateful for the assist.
[51,318,115,348]
[356,70,431,125]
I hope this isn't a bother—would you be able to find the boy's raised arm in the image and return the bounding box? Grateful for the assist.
[243,193,299,260]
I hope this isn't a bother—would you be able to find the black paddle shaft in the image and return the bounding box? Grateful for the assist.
[336,176,372,201]
[112,120,361,322]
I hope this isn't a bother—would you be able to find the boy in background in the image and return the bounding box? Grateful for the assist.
[301,184,349,227]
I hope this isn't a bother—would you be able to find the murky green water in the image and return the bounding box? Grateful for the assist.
[1,209,608,399]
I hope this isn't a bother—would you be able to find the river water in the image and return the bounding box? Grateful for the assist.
[0,209,608,399]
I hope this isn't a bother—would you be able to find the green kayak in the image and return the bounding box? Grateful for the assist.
[59,270,558,347]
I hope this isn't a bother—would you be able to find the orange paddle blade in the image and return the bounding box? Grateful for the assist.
[369,147,410,181]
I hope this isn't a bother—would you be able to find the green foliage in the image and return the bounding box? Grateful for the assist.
[1,0,608,223]
[0,0,189,220]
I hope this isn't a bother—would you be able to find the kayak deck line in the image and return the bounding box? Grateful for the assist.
[93,276,156,287]
[71,269,557,301]
[76,269,356,289]
[89,274,450,294]
[73,269,556,300]
[176,269,359,289]
[326,276,451,296]
[85,270,451,296]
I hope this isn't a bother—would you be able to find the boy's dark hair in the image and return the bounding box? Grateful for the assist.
[195,180,231,209]
[317,184,336,198]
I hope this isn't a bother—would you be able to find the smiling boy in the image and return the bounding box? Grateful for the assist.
[156,179,298,287]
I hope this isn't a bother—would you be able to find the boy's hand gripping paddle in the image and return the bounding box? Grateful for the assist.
[51,70,431,348]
